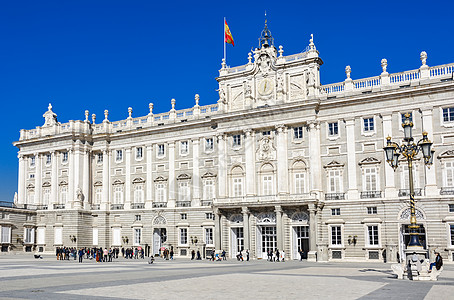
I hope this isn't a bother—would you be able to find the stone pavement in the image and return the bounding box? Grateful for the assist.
[0,255,453,299]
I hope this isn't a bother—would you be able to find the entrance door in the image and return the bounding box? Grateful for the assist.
[258,226,276,259]
[231,228,244,258]
[293,226,309,259]
[153,228,167,256]
[399,224,426,262]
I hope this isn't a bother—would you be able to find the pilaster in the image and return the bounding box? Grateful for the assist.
[276,124,289,195]
[192,139,200,206]
[17,154,25,206]
[308,121,322,196]
[82,148,90,210]
[34,153,42,205]
[101,149,110,210]
[214,208,221,249]
[244,129,256,196]
[68,149,74,209]
[242,207,250,251]
[50,151,58,209]
[168,142,176,208]
[382,114,397,198]
[217,134,227,198]
[124,147,131,210]
[275,205,283,251]
[421,108,438,195]
[345,119,359,199]
[307,204,317,262]
[145,144,153,209]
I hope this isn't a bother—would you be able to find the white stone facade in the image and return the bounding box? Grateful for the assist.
[11,29,454,262]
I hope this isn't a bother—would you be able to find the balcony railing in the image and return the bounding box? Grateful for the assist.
[213,193,316,204]
[53,204,65,209]
[110,204,124,210]
[152,202,167,208]
[201,200,213,206]
[176,201,191,207]
[92,204,100,210]
[37,205,48,210]
[131,203,145,209]
[441,187,454,195]
[398,188,422,197]
[360,191,382,199]
[325,193,345,200]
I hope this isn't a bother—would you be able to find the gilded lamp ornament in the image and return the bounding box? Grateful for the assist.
[383,113,434,247]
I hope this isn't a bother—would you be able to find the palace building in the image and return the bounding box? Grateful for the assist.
[7,24,454,262]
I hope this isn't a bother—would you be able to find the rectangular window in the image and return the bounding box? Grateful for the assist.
[401,165,418,189]
[233,178,243,197]
[294,173,306,194]
[443,107,454,122]
[363,117,374,132]
[156,183,165,202]
[368,225,379,245]
[135,215,142,221]
[134,185,144,203]
[29,174,35,179]
[112,228,121,246]
[60,186,67,204]
[449,204,454,213]
[136,147,143,159]
[331,208,340,216]
[43,189,50,205]
[54,227,62,245]
[294,127,303,139]
[30,156,35,167]
[24,228,34,244]
[328,170,341,193]
[262,131,271,136]
[205,213,214,220]
[367,207,378,214]
[97,153,103,164]
[178,182,190,201]
[328,122,338,136]
[451,225,454,246]
[134,228,141,245]
[446,162,454,187]
[203,179,215,200]
[262,175,273,195]
[180,141,188,155]
[331,226,342,245]
[205,138,214,151]
[181,213,187,220]
[46,154,52,165]
[157,144,165,157]
[205,228,214,245]
[364,167,378,191]
[114,186,123,204]
[180,228,188,245]
[116,150,123,162]
[1,227,11,244]
[62,152,68,163]
[233,135,241,147]
[95,187,102,204]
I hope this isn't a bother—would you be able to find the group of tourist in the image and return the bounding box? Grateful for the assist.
[267,249,285,262]
[56,246,147,263]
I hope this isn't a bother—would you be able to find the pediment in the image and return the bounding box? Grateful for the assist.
[132,177,145,183]
[42,181,51,187]
[59,180,68,186]
[359,157,380,165]
[112,179,124,185]
[201,172,217,178]
[154,176,167,182]
[177,173,191,180]
[93,181,103,187]
[324,160,344,168]
[438,150,454,159]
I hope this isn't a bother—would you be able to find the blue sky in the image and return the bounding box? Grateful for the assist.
[0,0,452,201]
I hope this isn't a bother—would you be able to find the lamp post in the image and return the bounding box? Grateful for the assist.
[384,113,434,248]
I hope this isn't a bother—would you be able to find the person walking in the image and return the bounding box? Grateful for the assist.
[275,249,280,262]
[246,250,250,261]
[78,248,84,263]
[191,250,195,260]
[281,250,285,262]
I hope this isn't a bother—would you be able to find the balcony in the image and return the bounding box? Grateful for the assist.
[398,188,422,197]
[53,204,65,209]
[201,200,213,206]
[360,191,382,199]
[213,193,315,205]
[325,193,345,200]
[131,203,145,209]
[92,204,100,210]
[152,202,167,208]
[110,204,124,210]
[441,187,454,195]
[176,201,191,207]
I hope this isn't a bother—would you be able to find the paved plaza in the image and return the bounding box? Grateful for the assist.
[0,256,454,299]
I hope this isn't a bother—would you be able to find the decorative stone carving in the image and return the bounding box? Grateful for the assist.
[230,214,243,223]
[256,212,276,224]
[381,59,388,73]
[358,157,380,165]
[76,187,84,203]
[399,208,425,220]
[258,54,272,75]
[420,51,427,66]
[290,211,309,223]
[345,65,352,79]
[438,150,454,158]
[43,103,58,127]
[218,88,226,103]
[153,215,167,225]
[256,136,276,161]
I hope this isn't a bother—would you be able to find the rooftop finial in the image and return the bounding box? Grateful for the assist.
[259,12,274,48]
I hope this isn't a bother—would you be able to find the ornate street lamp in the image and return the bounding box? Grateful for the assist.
[384,113,433,248]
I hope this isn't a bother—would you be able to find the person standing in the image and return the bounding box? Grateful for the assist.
[275,249,280,262]
[281,250,285,262]
[78,248,84,263]
[191,250,195,260]
[246,250,250,261]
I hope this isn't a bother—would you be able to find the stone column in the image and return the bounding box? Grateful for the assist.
[242,207,250,251]
[217,134,227,198]
[34,153,42,205]
[214,208,221,249]
[307,204,317,262]
[82,149,90,209]
[382,114,397,198]
[101,149,110,210]
[276,125,289,195]
[17,154,25,206]
[168,143,176,208]
[308,121,322,195]
[421,108,438,196]
[275,205,283,251]
[73,146,82,209]
[244,129,256,196]
[145,144,153,209]
[192,139,200,206]
[345,119,359,199]
[50,151,58,209]
[124,147,131,210]
[68,149,74,208]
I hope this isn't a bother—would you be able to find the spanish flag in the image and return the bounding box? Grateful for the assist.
[224,19,234,46]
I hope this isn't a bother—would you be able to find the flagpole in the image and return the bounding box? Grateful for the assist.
[223,17,226,63]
